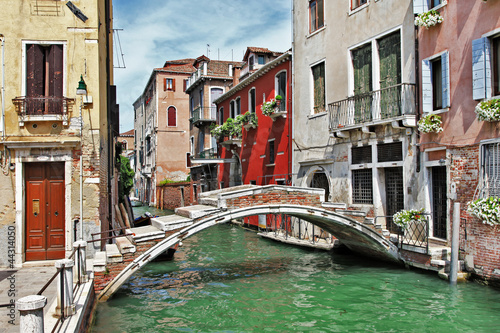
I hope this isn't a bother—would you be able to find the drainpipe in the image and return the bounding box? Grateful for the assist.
[290,0,295,186]
[80,97,84,240]
[1,35,5,139]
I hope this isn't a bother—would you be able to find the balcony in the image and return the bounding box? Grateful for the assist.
[191,106,216,127]
[328,83,416,135]
[190,147,234,164]
[12,96,74,126]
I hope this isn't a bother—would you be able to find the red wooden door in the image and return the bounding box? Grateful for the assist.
[25,162,65,261]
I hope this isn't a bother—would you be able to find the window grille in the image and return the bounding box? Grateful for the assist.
[352,146,372,164]
[352,169,373,204]
[478,142,500,198]
[377,142,402,162]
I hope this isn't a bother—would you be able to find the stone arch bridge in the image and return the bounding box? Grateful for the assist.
[95,185,401,301]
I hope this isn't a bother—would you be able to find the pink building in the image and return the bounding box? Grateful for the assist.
[415,0,500,284]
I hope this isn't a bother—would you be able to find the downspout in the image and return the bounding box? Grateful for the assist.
[290,0,295,186]
[1,35,5,139]
[80,97,84,240]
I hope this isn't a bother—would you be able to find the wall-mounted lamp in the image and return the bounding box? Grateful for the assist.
[76,75,87,95]
[439,158,446,165]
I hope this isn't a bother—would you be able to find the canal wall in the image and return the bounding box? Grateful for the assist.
[156,181,196,211]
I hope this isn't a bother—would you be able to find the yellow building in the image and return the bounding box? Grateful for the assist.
[0,0,116,267]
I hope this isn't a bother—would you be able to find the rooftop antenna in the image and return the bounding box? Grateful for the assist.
[207,44,210,57]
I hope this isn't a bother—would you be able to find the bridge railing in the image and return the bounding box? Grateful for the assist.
[376,215,429,253]
[265,213,335,245]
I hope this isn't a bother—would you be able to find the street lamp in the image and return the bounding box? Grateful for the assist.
[76,75,87,95]
[76,75,86,241]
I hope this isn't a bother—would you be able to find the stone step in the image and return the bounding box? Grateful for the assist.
[175,205,220,219]
[126,225,165,243]
[151,214,194,232]
[429,246,451,260]
[337,210,367,218]
[105,244,123,263]
[93,251,107,272]
[363,218,375,225]
[116,236,136,254]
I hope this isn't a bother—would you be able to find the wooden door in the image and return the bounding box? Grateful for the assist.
[25,162,65,261]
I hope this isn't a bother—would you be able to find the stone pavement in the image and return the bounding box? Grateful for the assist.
[0,263,58,333]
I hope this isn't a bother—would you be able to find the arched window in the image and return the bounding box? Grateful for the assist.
[275,71,287,112]
[167,106,177,127]
[121,140,127,150]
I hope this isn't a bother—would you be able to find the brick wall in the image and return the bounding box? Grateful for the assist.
[450,145,500,285]
[226,190,322,210]
[157,182,195,211]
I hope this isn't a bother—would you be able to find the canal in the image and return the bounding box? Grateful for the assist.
[92,223,500,332]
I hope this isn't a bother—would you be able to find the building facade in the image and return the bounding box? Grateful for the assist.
[0,0,116,267]
[185,56,242,194]
[292,0,417,233]
[415,0,500,283]
[134,59,195,206]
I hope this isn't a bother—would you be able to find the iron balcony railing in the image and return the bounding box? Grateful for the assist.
[12,96,74,126]
[191,106,217,124]
[195,147,218,159]
[328,83,416,131]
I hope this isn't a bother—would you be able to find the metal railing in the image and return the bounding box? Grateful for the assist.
[195,147,218,159]
[12,96,74,117]
[264,214,335,246]
[377,214,429,252]
[328,83,416,131]
[191,106,217,123]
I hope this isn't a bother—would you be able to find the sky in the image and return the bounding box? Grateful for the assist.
[113,0,293,133]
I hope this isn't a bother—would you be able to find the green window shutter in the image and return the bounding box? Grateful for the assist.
[472,37,492,100]
[422,59,433,113]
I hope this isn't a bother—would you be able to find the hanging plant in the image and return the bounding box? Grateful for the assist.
[475,98,500,122]
[210,117,242,138]
[467,197,500,226]
[241,111,258,129]
[415,9,443,29]
[393,208,426,228]
[262,95,282,116]
[418,113,443,133]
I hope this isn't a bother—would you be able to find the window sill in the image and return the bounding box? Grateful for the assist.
[430,1,447,12]
[306,26,326,39]
[265,163,276,167]
[349,3,369,16]
[426,107,450,115]
[308,111,327,120]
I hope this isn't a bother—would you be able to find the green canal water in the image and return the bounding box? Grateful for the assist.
[92,224,500,332]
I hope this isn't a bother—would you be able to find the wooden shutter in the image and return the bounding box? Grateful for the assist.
[313,63,325,113]
[441,52,450,108]
[472,37,492,100]
[48,45,63,98]
[379,31,401,89]
[26,44,45,97]
[172,79,176,92]
[163,78,167,91]
[168,106,176,127]
[353,44,372,95]
[421,59,433,112]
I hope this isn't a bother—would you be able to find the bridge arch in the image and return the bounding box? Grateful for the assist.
[98,204,401,301]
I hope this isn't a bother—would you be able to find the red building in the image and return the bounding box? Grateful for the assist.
[214,49,292,226]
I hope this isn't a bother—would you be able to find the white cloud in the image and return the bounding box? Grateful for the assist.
[113,0,292,132]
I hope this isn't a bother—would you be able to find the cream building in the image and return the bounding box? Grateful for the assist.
[0,0,116,267]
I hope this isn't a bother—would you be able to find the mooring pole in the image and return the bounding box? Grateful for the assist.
[450,202,460,285]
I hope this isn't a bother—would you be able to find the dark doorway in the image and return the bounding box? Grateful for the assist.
[385,167,404,233]
[431,166,447,239]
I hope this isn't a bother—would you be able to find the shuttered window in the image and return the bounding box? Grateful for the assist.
[249,88,256,114]
[353,44,372,95]
[167,106,176,127]
[312,62,325,114]
[164,78,175,91]
[351,0,367,10]
[352,145,372,164]
[26,44,64,115]
[422,52,450,112]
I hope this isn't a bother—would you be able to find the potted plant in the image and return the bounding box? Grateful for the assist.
[241,111,258,130]
[393,208,427,241]
[474,98,500,122]
[467,196,500,226]
[415,9,443,29]
[418,113,443,133]
[262,95,283,116]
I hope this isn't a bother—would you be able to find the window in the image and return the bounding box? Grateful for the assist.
[236,98,241,116]
[249,88,256,114]
[352,169,373,204]
[352,146,372,164]
[230,100,236,118]
[276,71,287,112]
[479,142,500,197]
[473,35,500,100]
[183,79,188,92]
[167,106,177,127]
[312,62,325,114]
[269,140,275,165]
[414,0,445,14]
[351,0,367,10]
[218,107,224,125]
[422,52,450,112]
[121,140,127,151]
[164,78,175,91]
[352,44,372,95]
[258,55,265,65]
[249,56,255,71]
[25,43,64,115]
[309,0,324,33]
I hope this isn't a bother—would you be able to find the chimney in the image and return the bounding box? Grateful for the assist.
[232,65,241,86]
